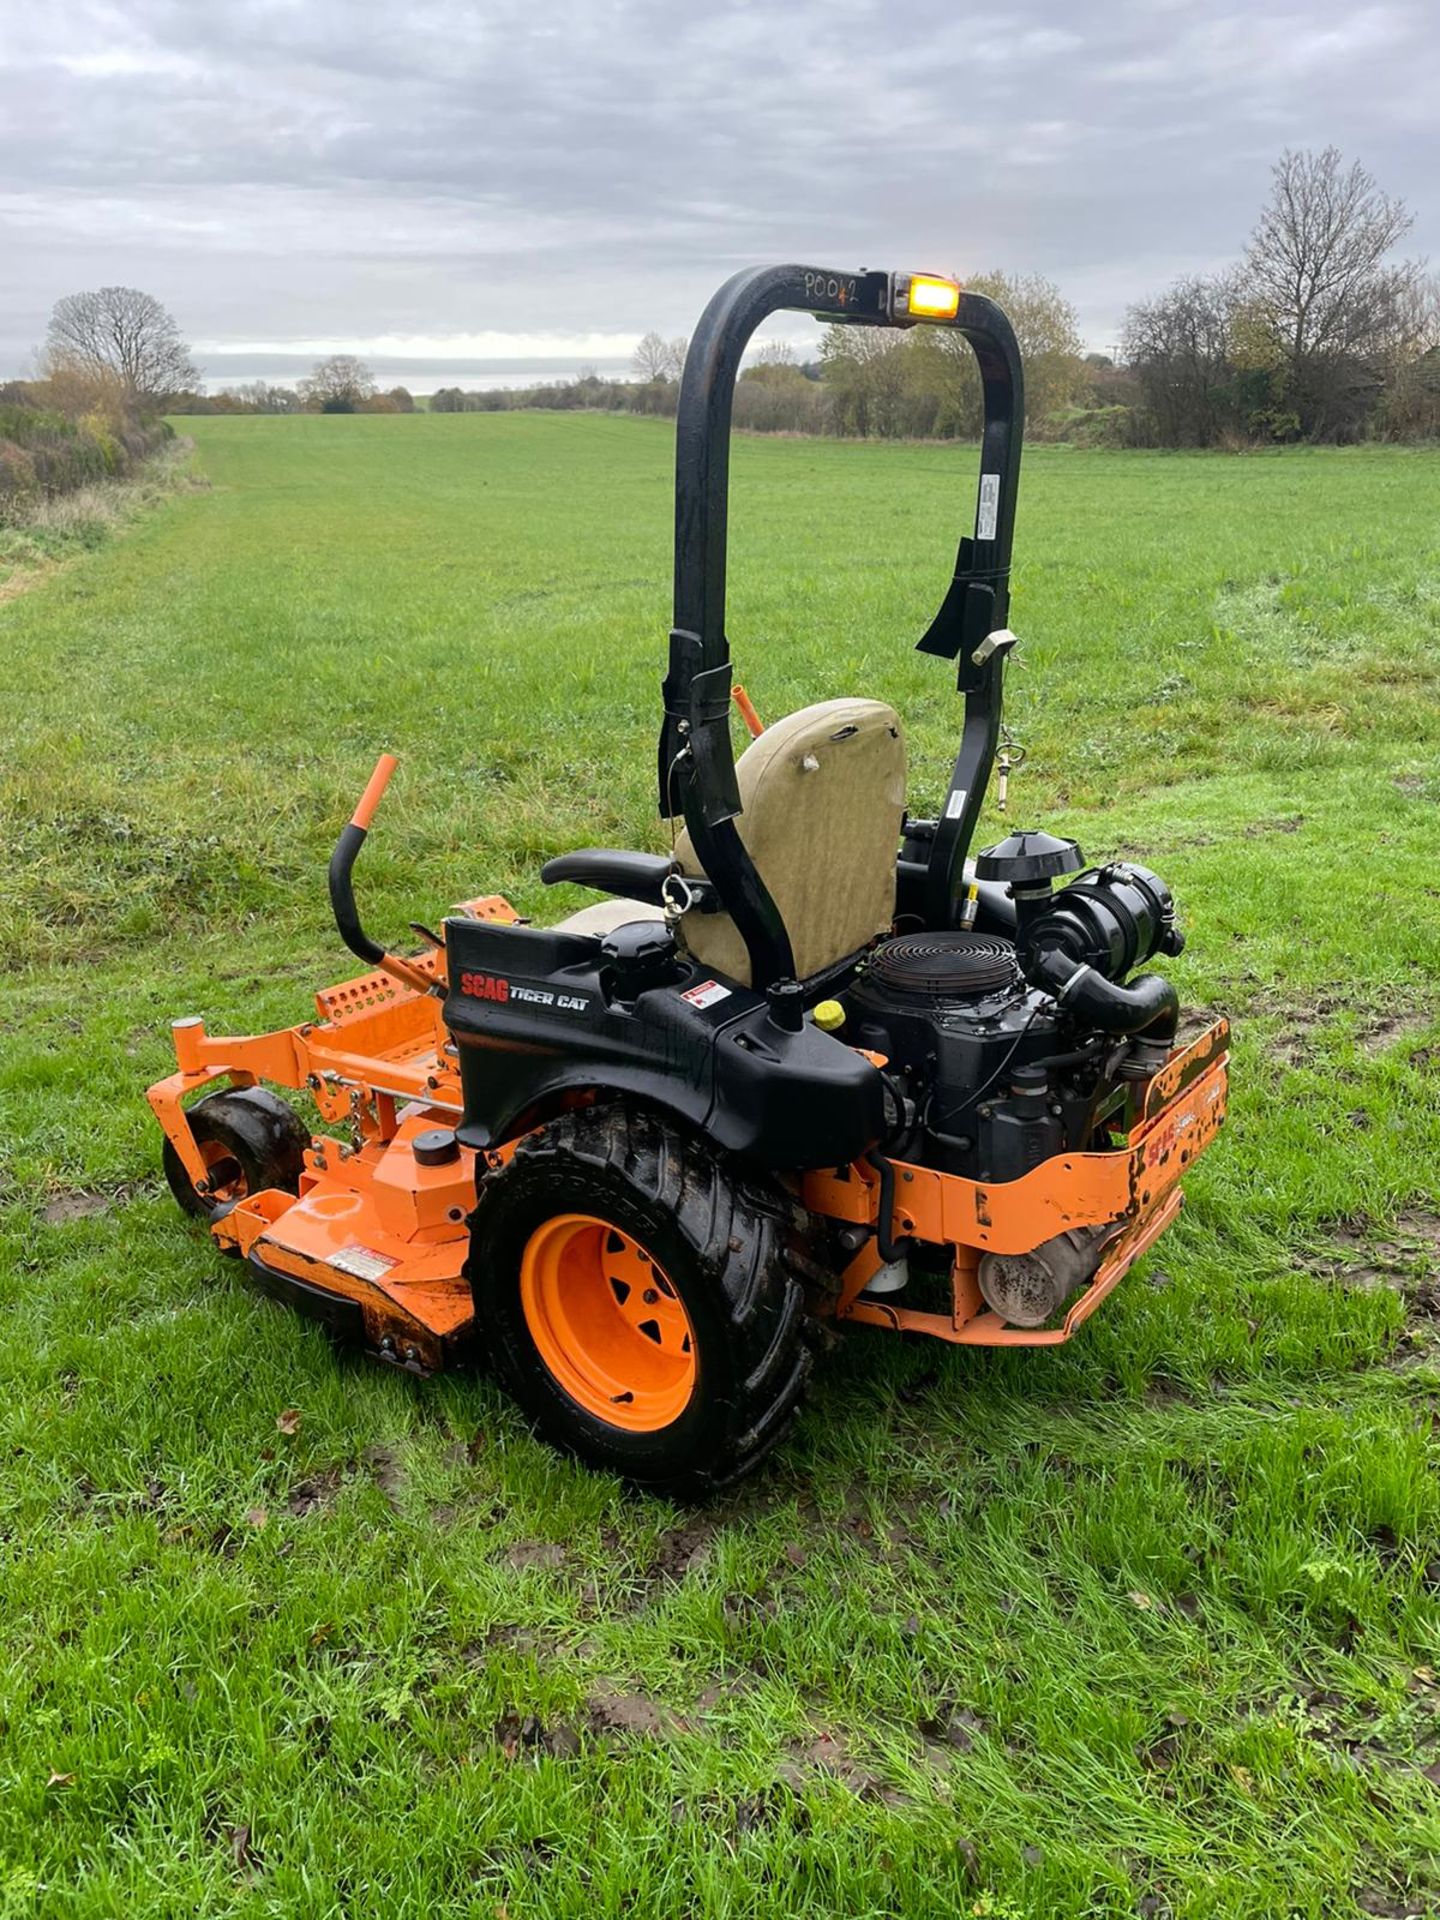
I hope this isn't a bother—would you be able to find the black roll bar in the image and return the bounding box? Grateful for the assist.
[659,263,1025,989]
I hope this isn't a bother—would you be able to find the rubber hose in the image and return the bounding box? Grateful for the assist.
[1029,946,1179,1041]
[863,1150,916,1264]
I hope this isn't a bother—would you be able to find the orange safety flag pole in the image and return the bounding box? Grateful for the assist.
[731,685,764,738]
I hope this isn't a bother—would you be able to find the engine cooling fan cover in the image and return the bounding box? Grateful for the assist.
[856,931,1021,1005]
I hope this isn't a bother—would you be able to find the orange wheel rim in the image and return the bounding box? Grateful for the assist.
[519,1214,697,1432]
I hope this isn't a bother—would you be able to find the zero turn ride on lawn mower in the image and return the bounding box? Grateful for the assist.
[149,265,1229,1496]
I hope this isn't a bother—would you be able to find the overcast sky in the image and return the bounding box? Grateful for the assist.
[3,1,1437,383]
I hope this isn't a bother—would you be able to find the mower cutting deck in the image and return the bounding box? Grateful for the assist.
[150,263,1229,1494]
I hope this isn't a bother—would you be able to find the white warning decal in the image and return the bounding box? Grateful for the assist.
[977,472,1000,541]
[331,1245,397,1283]
[681,979,732,1010]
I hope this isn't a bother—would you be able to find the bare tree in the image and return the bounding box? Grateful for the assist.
[1245,147,1426,435]
[631,331,671,381]
[632,332,689,381]
[299,355,377,413]
[1123,274,1241,445]
[45,286,199,402]
[1247,147,1413,361]
[1367,271,1440,438]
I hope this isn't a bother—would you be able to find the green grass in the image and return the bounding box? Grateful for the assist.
[3,412,1439,1918]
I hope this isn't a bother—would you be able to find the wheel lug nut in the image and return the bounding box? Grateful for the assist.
[642,1288,658,1305]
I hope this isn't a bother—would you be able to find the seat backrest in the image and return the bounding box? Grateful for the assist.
[675,697,905,986]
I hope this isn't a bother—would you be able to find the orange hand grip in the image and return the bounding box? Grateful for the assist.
[732,685,764,738]
[351,753,399,830]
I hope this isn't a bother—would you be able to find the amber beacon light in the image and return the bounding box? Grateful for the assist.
[898,272,962,321]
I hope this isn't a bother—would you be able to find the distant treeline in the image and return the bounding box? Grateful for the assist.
[416,150,1440,449]
[60,148,1440,453]
[428,362,839,433]
[170,373,419,417]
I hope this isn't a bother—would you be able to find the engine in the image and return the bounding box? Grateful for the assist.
[843,836,1186,1189]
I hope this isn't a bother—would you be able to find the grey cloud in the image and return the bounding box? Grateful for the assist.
[2,0,1435,373]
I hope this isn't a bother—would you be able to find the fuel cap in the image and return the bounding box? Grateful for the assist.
[413,1127,460,1167]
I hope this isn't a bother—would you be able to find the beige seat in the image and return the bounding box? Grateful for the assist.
[551,896,660,938]
[554,697,906,986]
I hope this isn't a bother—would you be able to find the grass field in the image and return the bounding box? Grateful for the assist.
[2,412,1439,1918]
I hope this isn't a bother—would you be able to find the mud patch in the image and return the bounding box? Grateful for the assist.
[361,1444,406,1508]
[1264,991,1432,1068]
[1241,813,1305,837]
[670,1786,796,1838]
[917,1704,986,1757]
[1322,1212,1440,1295]
[1136,1709,1192,1773]
[504,1540,568,1573]
[468,1622,562,1660]
[41,1188,114,1225]
[776,1730,907,1804]
[493,1709,581,1760]
[587,1683,687,1738]
[288,1468,343,1518]
[1145,1378,1198,1408]
[1265,993,1344,1068]
[1405,1275,1440,1334]
[1354,1886,1433,1919]
[649,1520,718,1580]
[1357,1010,1433,1056]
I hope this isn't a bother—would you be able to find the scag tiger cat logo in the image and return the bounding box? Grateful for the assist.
[458,971,592,1014]
[459,971,509,1002]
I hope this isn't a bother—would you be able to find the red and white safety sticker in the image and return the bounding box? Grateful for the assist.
[681,979,732,1010]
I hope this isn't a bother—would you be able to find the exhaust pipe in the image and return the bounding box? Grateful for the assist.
[977,1224,1110,1327]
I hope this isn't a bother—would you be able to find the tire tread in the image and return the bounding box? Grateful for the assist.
[472,1105,811,1495]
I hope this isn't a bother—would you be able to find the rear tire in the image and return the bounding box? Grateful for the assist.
[468,1107,811,1496]
[162,1088,311,1230]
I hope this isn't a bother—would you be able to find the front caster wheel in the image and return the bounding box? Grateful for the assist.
[468,1108,810,1497]
[162,1087,311,1230]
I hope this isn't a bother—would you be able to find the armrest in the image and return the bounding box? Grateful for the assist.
[539,849,679,907]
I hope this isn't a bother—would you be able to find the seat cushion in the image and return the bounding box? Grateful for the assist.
[551,898,665,937]
[675,697,905,986]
